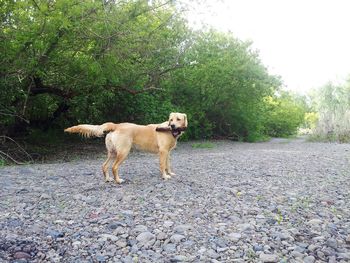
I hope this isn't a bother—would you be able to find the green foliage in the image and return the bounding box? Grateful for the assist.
[167,30,282,141]
[263,92,306,137]
[1,0,306,144]
[310,81,350,142]
[191,142,215,149]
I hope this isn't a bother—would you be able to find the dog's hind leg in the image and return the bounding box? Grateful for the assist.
[112,147,131,184]
[112,152,128,184]
[102,151,115,182]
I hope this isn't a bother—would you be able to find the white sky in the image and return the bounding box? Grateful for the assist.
[186,0,350,94]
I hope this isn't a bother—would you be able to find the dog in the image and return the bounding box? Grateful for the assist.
[64,112,187,184]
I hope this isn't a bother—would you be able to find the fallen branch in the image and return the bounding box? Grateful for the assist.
[0,136,34,164]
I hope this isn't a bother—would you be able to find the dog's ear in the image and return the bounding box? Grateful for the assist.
[183,114,188,127]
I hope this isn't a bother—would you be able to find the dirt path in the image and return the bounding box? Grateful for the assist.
[1,139,349,262]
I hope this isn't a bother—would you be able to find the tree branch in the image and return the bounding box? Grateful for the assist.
[31,76,74,98]
[118,85,164,95]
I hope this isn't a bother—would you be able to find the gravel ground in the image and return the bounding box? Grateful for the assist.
[0,138,350,263]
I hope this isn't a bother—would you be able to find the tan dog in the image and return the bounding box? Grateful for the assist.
[64,112,187,184]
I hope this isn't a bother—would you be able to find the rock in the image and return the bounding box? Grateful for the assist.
[170,255,188,262]
[212,237,227,248]
[164,221,174,228]
[253,245,263,252]
[157,232,167,240]
[217,247,228,253]
[328,255,337,263]
[326,238,337,249]
[170,234,186,243]
[121,255,133,263]
[108,221,124,230]
[307,219,322,225]
[307,244,318,252]
[96,255,106,262]
[207,249,220,259]
[346,235,350,244]
[291,250,303,258]
[131,225,148,235]
[72,241,81,248]
[14,251,31,259]
[227,233,241,242]
[40,193,51,200]
[116,239,127,248]
[236,223,254,232]
[163,243,177,253]
[337,252,350,260]
[46,229,64,239]
[174,224,192,234]
[259,253,279,262]
[99,234,118,242]
[303,255,315,263]
[136,232,155,247]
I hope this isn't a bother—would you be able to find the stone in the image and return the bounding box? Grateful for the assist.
[207,249,220,259]
[253,245,263,252]
[307,219,322,225]
[136,232,155,247]
[174,224,192,234]
[259,253,279,263]
[96,255,106,262]
[170,234,186,243]
[170,255,188,262]
[46,229,64,239]
[227,233,241,242]
[326,238,337,249]
[303,256,315,263]
[157,232,167,240]
[163,244,177,253]
[116,239,127,248]
[164,221,174,228]
[99,234,118,242]
[346,235,350,244]
[236,223,254,232]
[14,251,31,259]
[337,252,350,260]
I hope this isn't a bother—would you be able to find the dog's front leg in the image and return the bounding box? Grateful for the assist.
[166,152,176,176]
[159,150,171,180]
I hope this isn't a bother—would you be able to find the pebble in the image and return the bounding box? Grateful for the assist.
[259,253,279,262]
[303,255,315,263]
[326,237,337,249]
[227,233,241,242]
[307,219,323,225]
[174,224,192,234]
[136,232,155,247]
[14,251,31,259]
[170,234,186,243]
[170,255,188,262]
[1,140,349,263]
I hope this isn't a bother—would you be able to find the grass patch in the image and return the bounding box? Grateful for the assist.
[191,142,215,149]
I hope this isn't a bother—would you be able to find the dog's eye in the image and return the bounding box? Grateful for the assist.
[177,118,181,121]
[170,119,173,121]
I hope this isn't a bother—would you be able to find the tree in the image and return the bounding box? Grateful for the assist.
[1,0,189,134]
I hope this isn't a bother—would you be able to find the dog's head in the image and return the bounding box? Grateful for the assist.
[168,112,188,130]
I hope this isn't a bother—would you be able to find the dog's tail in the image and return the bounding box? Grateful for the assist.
[64,122,118,138]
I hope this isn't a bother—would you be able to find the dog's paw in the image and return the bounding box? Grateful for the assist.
[162,174,172,180]
[115,178,125,184]
[168,172,176,176]
[105,177,114,183]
